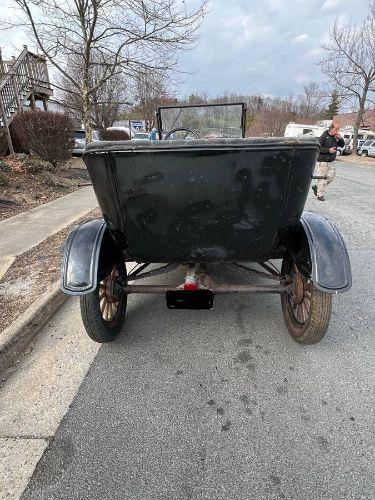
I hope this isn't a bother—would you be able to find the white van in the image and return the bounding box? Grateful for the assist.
[284,123,325,138]
[340,126,375,142]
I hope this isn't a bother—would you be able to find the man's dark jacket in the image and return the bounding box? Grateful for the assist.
[318,130,345,162]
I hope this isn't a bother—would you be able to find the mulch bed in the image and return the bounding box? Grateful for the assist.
[0,208,101,333]
[0,155,90,220]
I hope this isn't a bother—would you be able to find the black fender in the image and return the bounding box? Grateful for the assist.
[296,211,352,294]
[61,218,121,296]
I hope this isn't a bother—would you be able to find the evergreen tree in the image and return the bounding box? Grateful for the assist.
[323,91,340,119]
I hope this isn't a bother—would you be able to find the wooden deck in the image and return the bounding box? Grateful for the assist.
[0,46,53,155]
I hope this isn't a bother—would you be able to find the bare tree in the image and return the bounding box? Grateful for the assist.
[296,82,326,121]
[2,0,206,139]
[130,70,176,130]
[320,2,375,152]
[57,55,131,130]
[90,72,130,130]
[246,97,298,137]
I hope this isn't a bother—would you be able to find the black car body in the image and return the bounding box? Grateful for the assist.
[61,103,351,345]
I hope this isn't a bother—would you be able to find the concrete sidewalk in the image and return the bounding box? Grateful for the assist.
[0,187,97,279]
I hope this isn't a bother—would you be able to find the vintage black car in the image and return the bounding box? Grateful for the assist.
[61,103,351,345]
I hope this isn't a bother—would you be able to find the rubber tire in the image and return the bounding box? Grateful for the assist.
[336,149,342,156]
[80,261,127,343]
[363,150,368,157]
[281,256,332,345]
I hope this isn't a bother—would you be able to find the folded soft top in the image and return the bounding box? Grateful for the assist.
[85,136,319,154]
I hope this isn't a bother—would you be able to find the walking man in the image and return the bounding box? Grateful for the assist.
[312,122,344,201]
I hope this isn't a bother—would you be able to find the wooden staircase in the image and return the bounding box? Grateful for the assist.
[0,46,53,155]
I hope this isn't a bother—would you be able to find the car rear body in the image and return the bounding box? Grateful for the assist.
[359,140,375,156]
[73,130,86,155]
[133,132,151,141]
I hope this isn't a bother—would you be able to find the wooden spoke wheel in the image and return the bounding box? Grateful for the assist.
[288,262,312,325]
[281,253,332,344]
[80,260,127,343]
[99,267,120,323]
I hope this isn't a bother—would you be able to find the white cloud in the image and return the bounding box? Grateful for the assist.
[0,0,31,57]
[308,47,322,57]
[294,72,309,83]
[267,0,283,12]
[291,33,309,43]
[321,0,342,12]
[224,13,271,48]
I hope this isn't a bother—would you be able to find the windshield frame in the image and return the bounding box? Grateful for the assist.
[156,102,247,140]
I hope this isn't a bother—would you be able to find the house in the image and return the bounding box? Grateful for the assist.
[333,111,375,132]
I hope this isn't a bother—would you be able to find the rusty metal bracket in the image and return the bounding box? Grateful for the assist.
[120,283,293,295]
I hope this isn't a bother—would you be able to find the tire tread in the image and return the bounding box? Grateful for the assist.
[281,255,332,345]
[79,262,127,343]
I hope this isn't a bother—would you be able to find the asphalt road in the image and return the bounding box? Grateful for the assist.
[21,160,375,500]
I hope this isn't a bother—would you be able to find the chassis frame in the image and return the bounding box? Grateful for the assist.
[120,262,293,296]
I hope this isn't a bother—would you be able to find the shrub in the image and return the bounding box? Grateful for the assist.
[100,129,130,141]
[39,171,59,186]
[23,156,53,174]
[10,111,75,166]
[3,154,26,173]
[0,160,11,173]
[0,171,9,186]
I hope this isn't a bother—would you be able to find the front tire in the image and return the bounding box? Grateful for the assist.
[363,150,368,157]
[281,253,332,344]
[80,260,127,343]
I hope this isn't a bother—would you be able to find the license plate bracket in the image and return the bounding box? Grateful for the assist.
[166,289,214,309]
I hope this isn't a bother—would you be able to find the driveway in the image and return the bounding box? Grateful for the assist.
[3,160,375,500]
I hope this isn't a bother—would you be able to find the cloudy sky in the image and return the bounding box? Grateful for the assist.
[0,0,367,98]
[178,0,365,97]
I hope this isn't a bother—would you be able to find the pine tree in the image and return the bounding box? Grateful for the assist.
[323,91,340,119]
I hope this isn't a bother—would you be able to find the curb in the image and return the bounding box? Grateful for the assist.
[0,282,68,376]
[0,254,15,281]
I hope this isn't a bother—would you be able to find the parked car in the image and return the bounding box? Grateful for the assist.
[72,130,86,155]
[133,132,151,140]
[72,130,100,154]
[357,139,367,152]
[336,138,352,157]
[343,138,352,155]
[359,140,375,156]
[61,102,352,346]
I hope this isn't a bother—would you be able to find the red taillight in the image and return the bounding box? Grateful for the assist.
[184,282,198,291]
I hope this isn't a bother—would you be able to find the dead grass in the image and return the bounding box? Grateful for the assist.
[337,155,375,166]
[0,155,90,220]
[0,208,101,333]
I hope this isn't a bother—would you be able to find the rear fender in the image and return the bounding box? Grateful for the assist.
[294,211,352,294]
[61,218,120,296]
